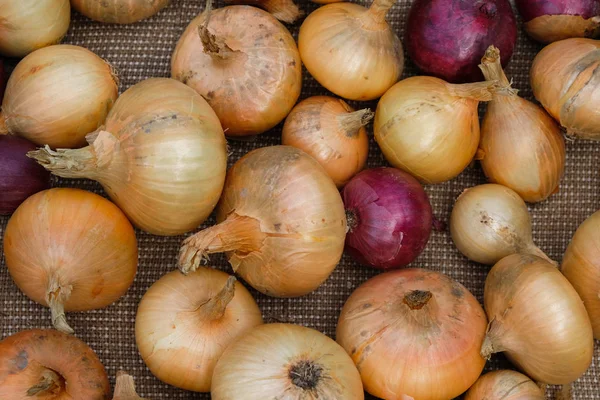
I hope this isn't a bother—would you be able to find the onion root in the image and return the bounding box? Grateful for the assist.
[338,109,374,137]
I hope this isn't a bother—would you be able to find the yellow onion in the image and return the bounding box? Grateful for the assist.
[465,370,545,400]
[478,46,565,203]
[179,145,346,297]
[298,0,403,101]
[224,0,302,23]
[450,184,552,265]
[0,0,70,58]
[562,210,600,339]
[3,188,138,334]
[375,76,494,183]
[0,45,118,149]
[71,0,169,24]
[136,268,262,392]
[211,323,364,399]
[282,96,371,187]
[531,38,600,140]
[172,2,302,136]
[337,268,487,400]
[28,78,227,236]
[113,371,146,400]
[481,254,593,385]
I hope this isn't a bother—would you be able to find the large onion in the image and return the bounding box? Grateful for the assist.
[465,370,545,400]
[71,0,170,24]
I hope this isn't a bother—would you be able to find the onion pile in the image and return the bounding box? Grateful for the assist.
[224,0,302,23]
[1,44,118,149]
[212,323,364,399]
[71,0,170,24]
[282,96,371,187]
[298,0,404,101]
[3,188,138,334]
[179,145,346,298]
[28,78,227,236]
[375,76,494,183]
[113,371,147,400]
[465,370,545,400]
[337,268,487,399]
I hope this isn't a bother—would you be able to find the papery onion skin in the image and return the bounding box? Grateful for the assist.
[562,210,600,339]
[136,268,262,392]
[224,0,302,23]
[342,168,432,270]
[406,0,517,83]
[3,188,138,334]
[113,371,147,400]
[0,0,70,58]
[298,0,404,101]
[337,268,487,400]
[28,78,227,236]
[212,323,364,400]
[71,0,169,24]
[531,38,600,140]
[172,5,301,136]
[179,145,346,298]
[465,370,545,400]
[482,254,593,384]
[282,96,370,187]
[1,45,118,148]
[375,76,493,184]
[0,329,110,400]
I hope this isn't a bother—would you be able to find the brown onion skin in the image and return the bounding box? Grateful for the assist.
[465,370,545,400]
[0,329,110,400]
[71,0,169,24]
[337,268,487,400]
[224,0,302,23]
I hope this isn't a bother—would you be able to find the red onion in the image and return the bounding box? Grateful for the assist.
[0,135,50,214]
[406,0,517,83]
[342,167,433,270]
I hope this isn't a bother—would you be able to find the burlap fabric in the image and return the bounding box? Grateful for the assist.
[1,0,599,398]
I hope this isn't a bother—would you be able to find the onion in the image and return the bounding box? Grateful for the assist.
[374,76,495,184]
[481,254,594,385]
[406,0,517,83]
[342,168,433,270]
[3,188,138,334]
[337,268,487,400]
[478,45,565,203]
[224,0,302,23]
[465,370,545,400]
[179,145,346,297]
[113,371,146,400]
[71,0,169,24]
[0,44,118,149]
[531,38,600,140]
[450,184,552,265]
[561,210,600,339]
[28,78,227,236]
[136,268,262,392]
[516,0,600,43]
[0,329,110,399]
[172,2,302,137]
[212,323,364,399]
[0,135,50,215]
[282,96,371,187]
[0,0,70,58]
[298,0,404,101]
[0,59,6,100]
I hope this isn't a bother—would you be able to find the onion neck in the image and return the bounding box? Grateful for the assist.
[198,0,239,60]
[114,371,146,400]
[338,109,373,138]
[27,369,65,396]
[200,276,236,320]
[479,45,514,95]
[46,277,74,334]
[447,81,497,102]
[262,0,303,23]
[523,243,556,266]
[480,318,506,360]
[365,0,396,23]
[403,290,432,310]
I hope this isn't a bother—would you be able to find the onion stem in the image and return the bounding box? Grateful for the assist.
[260,0,303,23]
[366,0,397,23]
[479,45,514,92]
[403,290,433,310]
[447,80,498,101]
[114,371,146,400]
[201,276,237,320]
[27,369,64,396]
[198,0,238,59]
[46,278,74,334]
[524,243,556,266]
[337,108,374,137]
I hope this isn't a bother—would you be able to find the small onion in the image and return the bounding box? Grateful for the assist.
[136,268,262,392]
[0,0,70,58]
[342,168,433,270]
[71,0,169,24]
[172,3,302,136]
[282,96,371,187]
[179,145,346,297]
[224,0,302,23]
[113,371,147,400]
[561,210,600,339]
[211,323,364,399]
[481,254,594,384]
[478,46,565,203]
[531,38,600,140]
[0,329,110,399]
[465,370,545,400]
[337,268,487,400]
[374,76,494,183]
[28,78,227,236]
[298,0,404,101]
[3,188,138,334]
[0,44,118,148]
[450,184,552,265]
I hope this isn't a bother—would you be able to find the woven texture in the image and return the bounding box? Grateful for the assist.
[1,0,599,398]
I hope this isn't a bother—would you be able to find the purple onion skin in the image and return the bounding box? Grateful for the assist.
[516,0,600,22]
[342,168,433,270]
[406,0,517,83]
[0,136,51,215]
